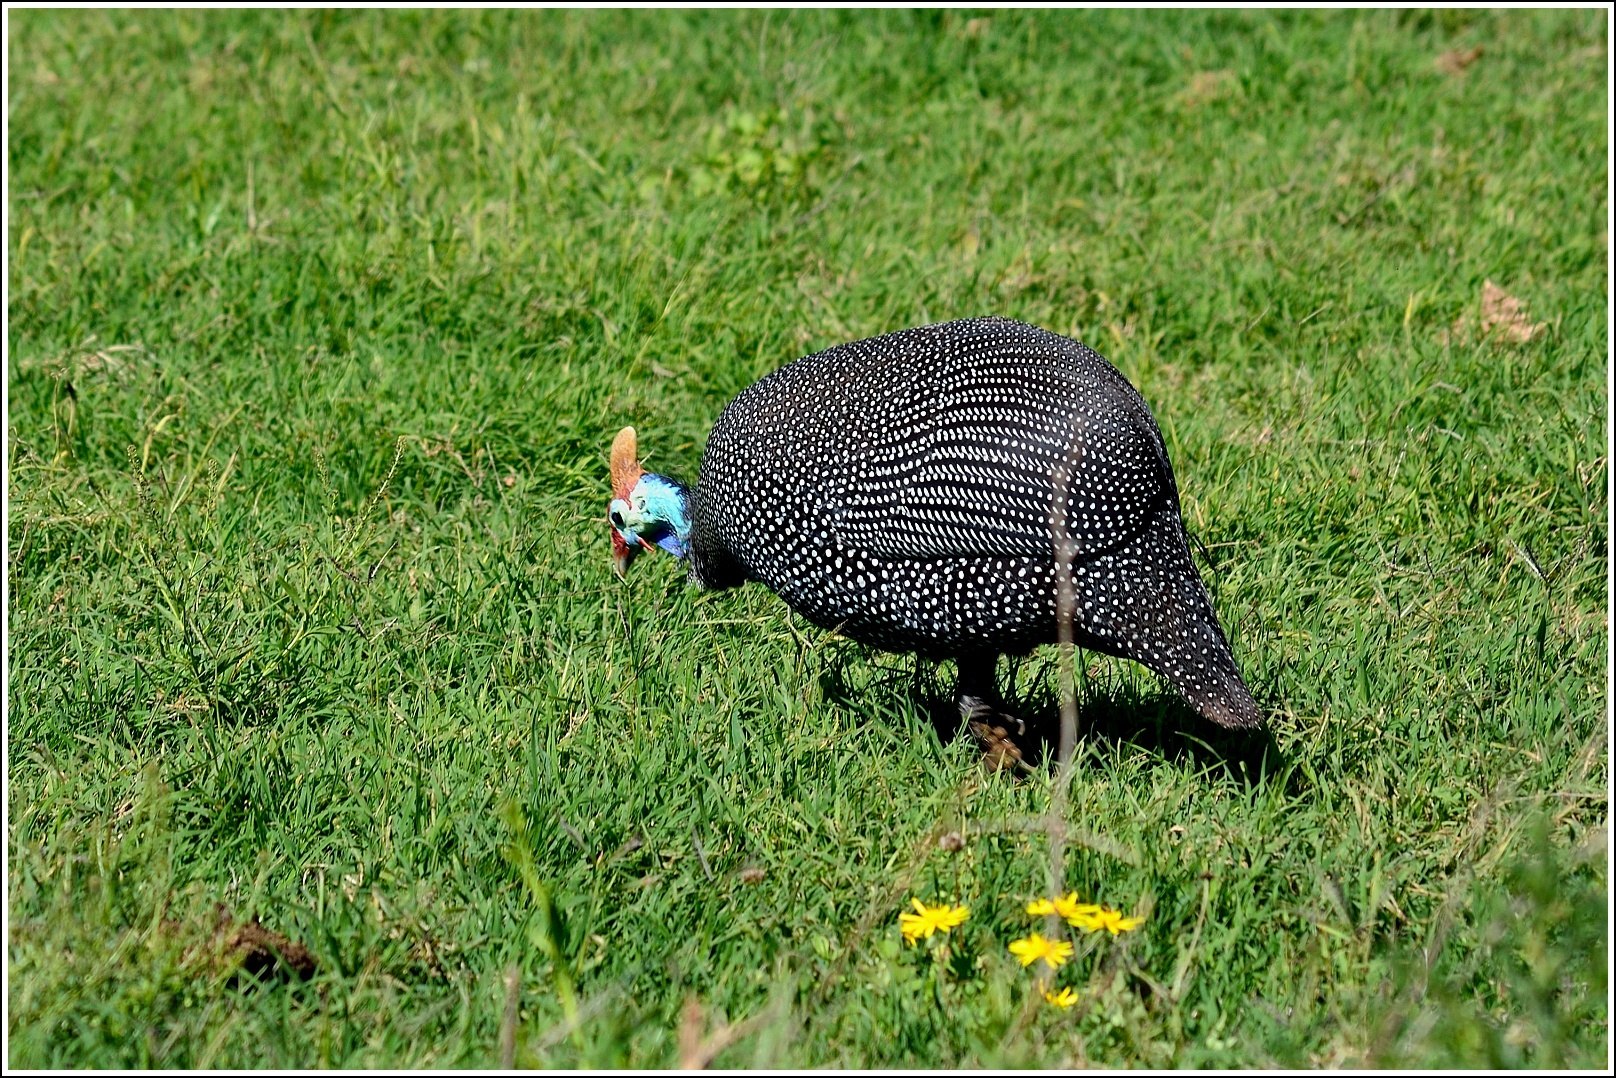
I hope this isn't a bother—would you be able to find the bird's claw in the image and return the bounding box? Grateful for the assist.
[957,696,1033,774]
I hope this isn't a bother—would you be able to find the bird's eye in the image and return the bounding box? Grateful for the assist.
[609,508,625,530]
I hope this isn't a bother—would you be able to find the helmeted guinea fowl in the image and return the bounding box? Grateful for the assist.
[607,316,1262,739]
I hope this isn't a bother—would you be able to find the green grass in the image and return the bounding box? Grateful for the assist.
[6,7,1608,1068]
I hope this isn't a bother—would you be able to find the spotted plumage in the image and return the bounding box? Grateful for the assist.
[610,316,1262,731]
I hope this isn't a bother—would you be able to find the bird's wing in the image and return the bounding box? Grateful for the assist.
[829,351,1173,563]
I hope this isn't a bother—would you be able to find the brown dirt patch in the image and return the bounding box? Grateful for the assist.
[178,904,316,983]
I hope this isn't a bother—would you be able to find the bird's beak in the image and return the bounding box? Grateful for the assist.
[613,534,659,578]
[611,529,636,579]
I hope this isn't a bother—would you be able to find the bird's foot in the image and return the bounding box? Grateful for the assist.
[958,695,1033,775]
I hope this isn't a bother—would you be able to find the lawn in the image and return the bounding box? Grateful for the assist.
[5,7,1608,1069]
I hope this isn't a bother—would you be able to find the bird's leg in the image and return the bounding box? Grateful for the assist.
[955,653,1031,773]
[955,652,1007,725]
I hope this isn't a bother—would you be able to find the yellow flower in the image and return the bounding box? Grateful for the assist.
[1065,906,1105,932]
[1043,986,1079,1008]
[1027,892,1103,929]
[1085,907,1146,935]
[1008,932,1074,969]
[899,898,970,944]
[1056,893,1102,926]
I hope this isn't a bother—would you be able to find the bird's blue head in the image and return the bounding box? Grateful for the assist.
[608,426,691,577]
